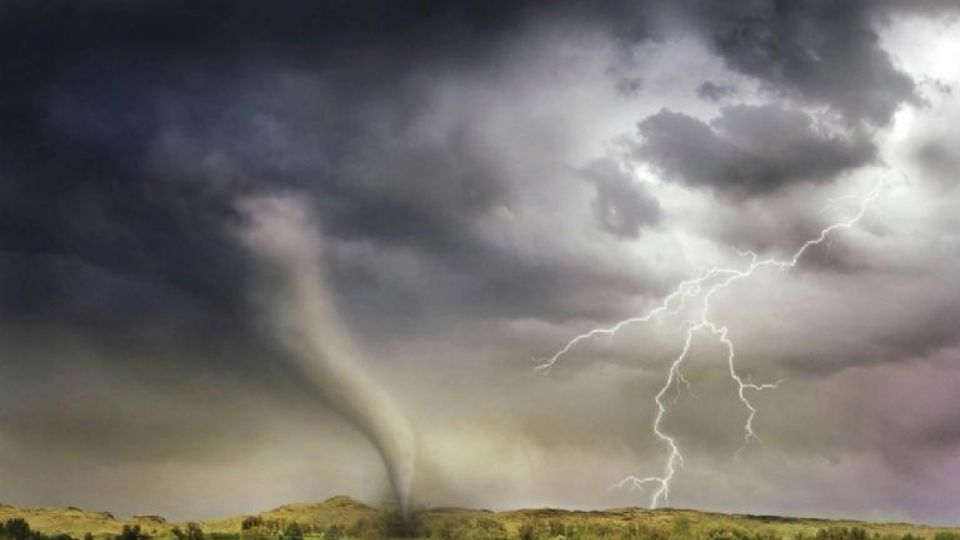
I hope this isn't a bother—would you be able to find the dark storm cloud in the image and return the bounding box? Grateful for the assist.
[664,0,917,125]
[0,0,938,339]
[0,0,657,340]
[582,158,661,238]
[634,105,875,196]
[0,0,502,351]
[0,0,659,462]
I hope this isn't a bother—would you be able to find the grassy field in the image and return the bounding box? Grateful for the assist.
[1,496,957,540]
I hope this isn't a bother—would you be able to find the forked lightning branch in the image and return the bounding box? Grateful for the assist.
[537,184,882,508]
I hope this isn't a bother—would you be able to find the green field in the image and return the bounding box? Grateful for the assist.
[1,496,957,540]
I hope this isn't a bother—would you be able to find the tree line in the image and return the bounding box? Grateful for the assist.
[2,514,958,540]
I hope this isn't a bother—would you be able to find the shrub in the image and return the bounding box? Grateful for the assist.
[116,525,147,540]
[239,519,261,533]
[815,528,868,540]
[183,524,203,540]
[281,523,302,540]
[753,530,780,540]
[321,526,343,540]
[707,527,751,540]
[3,519,32,540]
[518,520,540,540]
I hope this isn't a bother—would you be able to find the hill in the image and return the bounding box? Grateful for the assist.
[0,497,957,540]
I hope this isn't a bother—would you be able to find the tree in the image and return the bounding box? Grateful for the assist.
[4,518,31,540]
[183,523,202,540]
[240,518,263,532]
[282,523,303,540]
[117,525,146,540]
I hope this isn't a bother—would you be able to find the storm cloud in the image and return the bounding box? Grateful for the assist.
[665,0,917,124]
[634,105,875,196]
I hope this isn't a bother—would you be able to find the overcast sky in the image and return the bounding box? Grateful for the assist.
[2,0,960,526]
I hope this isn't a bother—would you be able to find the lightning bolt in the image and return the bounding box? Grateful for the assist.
[539,183,881,508]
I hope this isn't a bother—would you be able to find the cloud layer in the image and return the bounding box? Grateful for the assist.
[635,105,874,196]
[1,0,959,526]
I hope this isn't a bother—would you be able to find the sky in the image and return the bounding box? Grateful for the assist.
[1,0,960,526]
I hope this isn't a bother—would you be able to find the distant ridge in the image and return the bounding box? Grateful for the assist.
[0,497,956,539]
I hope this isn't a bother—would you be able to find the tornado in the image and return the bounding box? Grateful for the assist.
[235,195,416,514]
